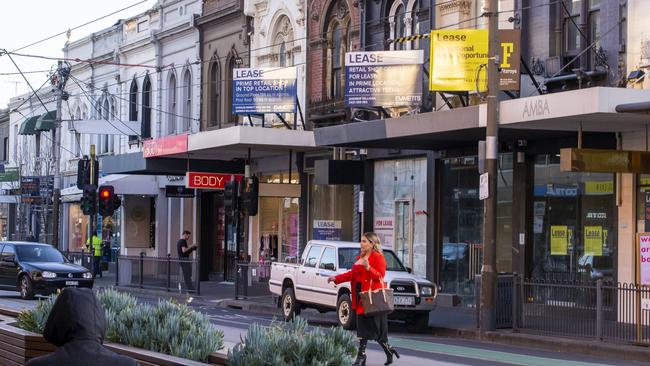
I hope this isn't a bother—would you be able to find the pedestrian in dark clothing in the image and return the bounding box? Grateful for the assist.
[328,232,400,366]
[26,232,37,242]
[26,287,138,366]
[177,230,197,291]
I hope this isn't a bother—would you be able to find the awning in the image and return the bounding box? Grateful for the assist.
[18,115,40,135]
[144,126,318,160]
[60,174,160,197]
[101,152,244,176]
[35,111,56,132]
[314,87,650,150]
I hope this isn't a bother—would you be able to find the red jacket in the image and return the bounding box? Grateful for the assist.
[334,250,386,315]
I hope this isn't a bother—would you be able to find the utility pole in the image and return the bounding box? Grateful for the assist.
[52,61,66,249]
[480,0,499,333]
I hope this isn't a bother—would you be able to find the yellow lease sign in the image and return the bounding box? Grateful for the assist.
[584,226,603,256]
[550,226,568,255]
[429,29,488,92]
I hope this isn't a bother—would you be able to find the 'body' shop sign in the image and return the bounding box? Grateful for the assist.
[639,233,650,285]
[185,172,243,190]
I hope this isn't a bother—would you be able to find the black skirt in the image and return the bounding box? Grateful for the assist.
[356,283,388,342]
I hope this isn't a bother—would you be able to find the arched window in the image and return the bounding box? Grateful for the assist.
[328,20,348,99]
[273,16,294,68]
[142,75,152,139]
[167,72,177,135]
[325,0,350,100]
[209,59,220,127]
[389,0,416,50]
[182,69,191,132]
[394,4,406,50]
[129,79,138,141]
[279,41,287,67]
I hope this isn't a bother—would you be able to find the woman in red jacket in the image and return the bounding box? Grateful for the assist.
[328,232,400,366]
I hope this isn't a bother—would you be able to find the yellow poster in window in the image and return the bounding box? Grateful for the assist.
[584,226,603,256]
[429,30,488,92]
[550,226,568,255]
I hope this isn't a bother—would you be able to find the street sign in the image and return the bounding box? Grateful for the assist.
[20,176,41,203]
[479,173,489,200]
[185,172,244,190]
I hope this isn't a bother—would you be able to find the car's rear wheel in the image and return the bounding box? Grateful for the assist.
[19,275,34,300]
[281,287,301,321]
[337,293,356,330]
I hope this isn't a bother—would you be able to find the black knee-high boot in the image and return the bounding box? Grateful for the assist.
[352,338,367,366]
[379,341,400,366]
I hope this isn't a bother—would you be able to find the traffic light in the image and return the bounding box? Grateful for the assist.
[98,185,121,217]
[224,180,239,223]
[81,184,97,215]
[241,176,259,216]
[76,157,99,189]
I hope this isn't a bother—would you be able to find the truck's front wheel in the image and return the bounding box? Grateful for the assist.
[337,293,356,330]
[281,287,301,321]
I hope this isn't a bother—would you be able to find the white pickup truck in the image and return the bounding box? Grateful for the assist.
[269,240,438,332]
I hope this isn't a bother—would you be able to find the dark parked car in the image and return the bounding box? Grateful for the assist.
[0,242,94,299]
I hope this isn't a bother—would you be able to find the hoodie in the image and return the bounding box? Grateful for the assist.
[26,288,138,366]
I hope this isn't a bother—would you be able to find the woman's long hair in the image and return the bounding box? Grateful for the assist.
[362,232,382,253]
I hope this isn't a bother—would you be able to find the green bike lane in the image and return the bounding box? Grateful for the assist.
[387,335,647,366]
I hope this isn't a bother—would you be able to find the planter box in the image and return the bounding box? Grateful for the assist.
[0,322,228,366]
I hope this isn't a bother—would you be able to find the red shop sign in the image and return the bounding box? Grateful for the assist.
[143,133,188,158]
[185,172,243,190]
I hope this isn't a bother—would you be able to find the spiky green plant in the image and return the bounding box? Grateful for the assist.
[16,294,57,333]
[227,316,356,366]
[16,288,224,362]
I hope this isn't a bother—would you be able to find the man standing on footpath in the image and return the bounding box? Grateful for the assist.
[86,231,103,278]
[177,230,198,291]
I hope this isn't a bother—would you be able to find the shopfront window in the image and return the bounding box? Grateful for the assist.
[308,174,354,243]
[438,155,512,305]
[68,204,88,252]
[531,154,616,282]
[374,158,427,275]
[258,196,299,263]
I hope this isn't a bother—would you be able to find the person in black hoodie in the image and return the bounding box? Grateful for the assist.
[26,287,138,366]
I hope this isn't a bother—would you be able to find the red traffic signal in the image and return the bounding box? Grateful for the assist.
[98,185,118,217]
[100,188,111,199]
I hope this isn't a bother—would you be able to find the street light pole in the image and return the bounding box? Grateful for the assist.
[480,0,499,333]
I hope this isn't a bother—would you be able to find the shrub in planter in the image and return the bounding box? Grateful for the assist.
[17,288,224,363]
[16,294,56,333]
[228,316,357,366]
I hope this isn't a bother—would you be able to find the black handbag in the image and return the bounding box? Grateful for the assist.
[360,279,394,316]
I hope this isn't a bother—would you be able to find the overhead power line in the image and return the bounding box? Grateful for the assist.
[5,0,149,54]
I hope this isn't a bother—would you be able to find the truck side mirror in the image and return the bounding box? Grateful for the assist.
[406,267,412,274]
